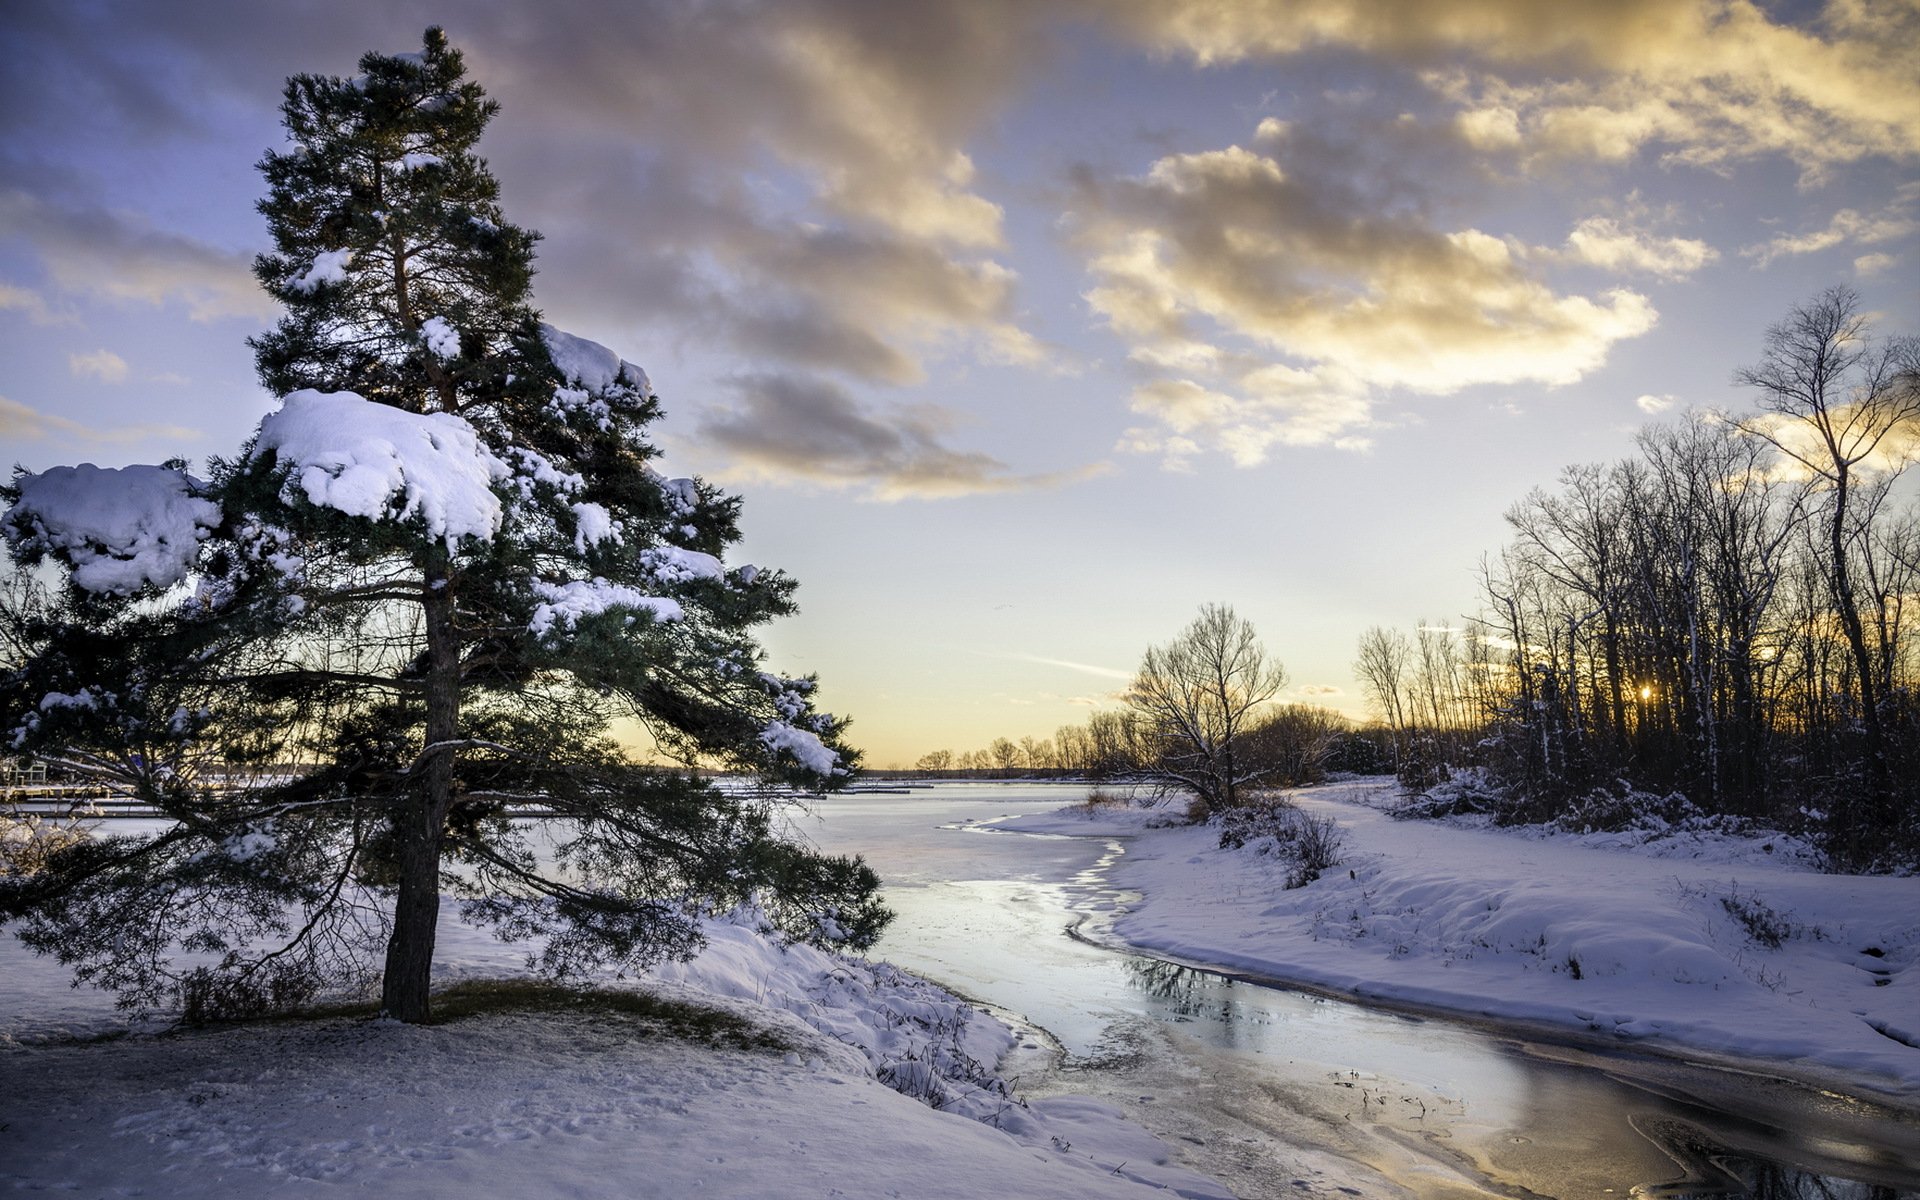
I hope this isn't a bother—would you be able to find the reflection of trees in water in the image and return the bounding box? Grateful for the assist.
[1631,1115,1907,1199]
[1123,958,1227,1020]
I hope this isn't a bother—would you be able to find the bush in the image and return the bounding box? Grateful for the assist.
[1214,796,1345,889]
[0,813,93,876]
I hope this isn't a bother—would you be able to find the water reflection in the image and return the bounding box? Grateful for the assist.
[1632,1114,1913,1198]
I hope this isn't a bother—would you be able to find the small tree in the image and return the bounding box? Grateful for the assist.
[1125,604,1287,814]
[0,30,887,1024]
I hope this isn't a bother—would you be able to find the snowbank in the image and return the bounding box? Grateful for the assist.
[0,904,1229,1199]
[1007,780,1920,1102]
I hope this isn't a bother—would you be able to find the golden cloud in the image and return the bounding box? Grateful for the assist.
[1074,135,1662,463]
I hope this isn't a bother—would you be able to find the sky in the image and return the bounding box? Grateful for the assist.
[2,0,1917,767]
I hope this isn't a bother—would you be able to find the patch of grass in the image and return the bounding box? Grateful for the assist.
[274,979,795,1052]
[431,979,796,1051]
[1719,891,1790,950]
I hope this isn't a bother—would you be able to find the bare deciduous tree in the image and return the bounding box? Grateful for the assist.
[1125,604,1287,813]
[1737,285,1920,832]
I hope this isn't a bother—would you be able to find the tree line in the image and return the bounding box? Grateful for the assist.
[911,606,1377,809]
[1355,287,1919,871]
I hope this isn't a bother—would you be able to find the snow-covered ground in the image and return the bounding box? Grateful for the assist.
[1000,779,1920,1103]
[1,906,1230,1199]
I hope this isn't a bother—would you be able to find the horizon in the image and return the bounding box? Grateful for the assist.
[3,0,1917,767]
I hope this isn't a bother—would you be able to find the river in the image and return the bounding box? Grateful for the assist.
[794,782,1920,1200]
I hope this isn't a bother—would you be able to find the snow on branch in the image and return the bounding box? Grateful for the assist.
[528,577,682,639]
[5,463,222,595]
[539,323,651,395]
[641,544,724,583]
[289,248,351,293]
[253,389,508,547]
[760,720,841,776]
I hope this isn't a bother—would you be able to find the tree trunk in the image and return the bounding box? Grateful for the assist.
[381,572,460,1022]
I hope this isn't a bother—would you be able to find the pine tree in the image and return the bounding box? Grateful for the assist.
[0,29,887,1024]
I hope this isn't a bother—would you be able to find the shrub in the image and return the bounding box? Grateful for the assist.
[1214,797,1345,889]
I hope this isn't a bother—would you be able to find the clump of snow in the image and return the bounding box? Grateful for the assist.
[501,446,583,498]
[396,152,443,171]
[658,476,697,515]
[253,390,508,548]
[5,463,222,595]
[528,577,681,639]
[569,502,617,552]
[760,720,839,775]
[538,323,650,395]
[289,248,351,293]
[217,825,277,863]
[39,689,109,712]
[641,544,723,583]
[420,315,459,359]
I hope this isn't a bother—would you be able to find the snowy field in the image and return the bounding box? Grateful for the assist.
[1,905,1230,1198]
[1000,779,1920,1103]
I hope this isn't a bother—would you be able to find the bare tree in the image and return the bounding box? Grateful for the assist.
[989,737,1020,775]
[1353,626,1412,754]
[1737,286,1920,827]
[1125,604,1287,813]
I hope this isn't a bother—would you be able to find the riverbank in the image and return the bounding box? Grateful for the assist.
[996,778,1920,1106]
[0,906,1232,1199]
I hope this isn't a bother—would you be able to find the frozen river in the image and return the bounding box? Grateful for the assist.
[796,783,1920,1200]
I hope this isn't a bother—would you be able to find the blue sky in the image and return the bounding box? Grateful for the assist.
[3,0,1917,764]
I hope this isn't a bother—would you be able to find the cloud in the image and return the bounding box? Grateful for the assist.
[453,0,1069,396]
[1296,684,1344,697]
[4,1,1060,393]
[695,371,1109,500]
[0,282,66,324]
[1072,133,1658,463]
[0,394,201,444]
[1105,0,1920,177]
[0,190,270,321]
[1854,252,1897,277]
[1555,217,1716,280]
[989,652,1135,681]
[1741,184,1920,266]
[68,349,128,383]
[1636,393,1678,414]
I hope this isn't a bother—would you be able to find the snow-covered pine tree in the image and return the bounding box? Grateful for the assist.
[0,28,886,1024]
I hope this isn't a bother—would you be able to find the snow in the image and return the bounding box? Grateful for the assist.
[999,779,1920,1102]
[396,151,443,171]
[0,900,1228,1200]
[289,248,351,292]
[641,544,724,583]
[759,720,840,775]
[527,577,681,638]
[658,476,697,514]
[253,390,509,548]
[420,315,459,358]
[4,463,222,595]
[570,501,617,551]
[538,323,650,395]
